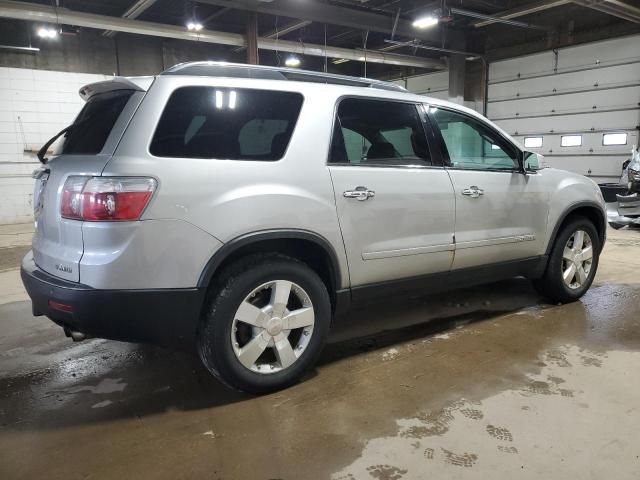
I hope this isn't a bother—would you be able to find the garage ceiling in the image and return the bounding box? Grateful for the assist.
[0,0,639,78]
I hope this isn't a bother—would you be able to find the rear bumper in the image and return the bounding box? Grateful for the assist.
[21,252,204,348]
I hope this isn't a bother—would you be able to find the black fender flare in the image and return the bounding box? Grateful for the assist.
[197,229,343,291]
[544,201,607,256]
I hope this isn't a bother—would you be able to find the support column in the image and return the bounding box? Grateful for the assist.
[448,54,465,105]
[447,31,466,106]
[246,11,259,65]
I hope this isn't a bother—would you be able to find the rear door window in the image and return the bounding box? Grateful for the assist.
[329,98,433,167]
[61,89,134,154]
[150,87,303,160]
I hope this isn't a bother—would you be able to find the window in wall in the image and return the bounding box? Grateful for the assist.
[524,136,543,148]
[329,98,432,166]
[603,132,627,146]
[150,87,303,160]
[430,108,518,171]
[561,135,582,147]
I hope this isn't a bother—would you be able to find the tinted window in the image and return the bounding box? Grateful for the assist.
[61,89,134,154]
[431,108,518,171]
[329,98,432,166]
[150,87,303,160]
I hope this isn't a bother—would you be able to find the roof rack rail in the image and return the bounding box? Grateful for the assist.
[160,61,406,92]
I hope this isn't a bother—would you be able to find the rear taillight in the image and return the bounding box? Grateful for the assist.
[61,176,156,221]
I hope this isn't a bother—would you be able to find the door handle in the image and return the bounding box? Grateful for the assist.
[343,186,376,201]
[461,186,484,198]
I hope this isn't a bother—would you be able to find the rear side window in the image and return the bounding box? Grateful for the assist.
[150,87,303,160]
[329,98,432,167]
[61,89,134,154]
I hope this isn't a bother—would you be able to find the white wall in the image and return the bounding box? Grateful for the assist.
[487,34,640,183]
[391,70,483,113]
[0,67,108,225]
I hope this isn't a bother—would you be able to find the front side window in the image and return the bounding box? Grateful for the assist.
[431,108,519,171]
[329,98,432,167]
[150,87,303,160]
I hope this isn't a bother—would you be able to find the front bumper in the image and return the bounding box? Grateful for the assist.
[20,252,204,348]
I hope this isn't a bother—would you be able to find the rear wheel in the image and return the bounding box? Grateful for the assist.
[533,217,600,303]
[197,254,331,393]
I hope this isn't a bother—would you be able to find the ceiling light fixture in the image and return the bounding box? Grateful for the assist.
[37,27,58,39]
[285,56,301,67]
[412,15,439,29]
[187,22,203,31]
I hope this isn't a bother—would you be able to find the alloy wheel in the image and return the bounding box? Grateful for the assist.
[230,280,315,374]
[561,230,594,290]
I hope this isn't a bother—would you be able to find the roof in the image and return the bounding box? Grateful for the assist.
[160,62,407,93]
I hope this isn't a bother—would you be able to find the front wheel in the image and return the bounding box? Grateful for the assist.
[533,217,601,303]
[197,254,331,393]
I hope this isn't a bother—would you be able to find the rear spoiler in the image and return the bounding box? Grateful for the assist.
[78,76,154,101]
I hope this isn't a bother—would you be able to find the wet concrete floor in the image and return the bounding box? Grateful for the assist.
[1,228,639,479]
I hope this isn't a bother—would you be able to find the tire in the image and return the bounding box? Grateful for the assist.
[533,216,601,303]
[197,253,331,394]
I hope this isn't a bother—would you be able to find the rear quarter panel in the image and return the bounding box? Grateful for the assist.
[104,77,349,289]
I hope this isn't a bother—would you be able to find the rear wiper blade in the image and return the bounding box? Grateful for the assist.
[37,125,72,164]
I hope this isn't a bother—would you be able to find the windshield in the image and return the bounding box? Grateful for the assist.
[54,89,134,155]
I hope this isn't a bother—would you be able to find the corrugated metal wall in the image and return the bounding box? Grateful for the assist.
[394,34,640,184]
[488,34,640,183]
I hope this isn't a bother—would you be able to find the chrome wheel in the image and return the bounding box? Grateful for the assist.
[231,280,315,374]
[562,230,593,290]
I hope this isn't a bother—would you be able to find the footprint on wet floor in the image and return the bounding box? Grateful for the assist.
[486,425,513,442]
[401,399,482,439]
[460,408,484,420]
[559,388,574,397]
[580,355,603,367]
[441,448,478,468]
[525,380,553,395]
[524,380,575,398]
[497,445,519,454]
[366,464,408,480]
[401,409,453,438]
[544,350,572,367]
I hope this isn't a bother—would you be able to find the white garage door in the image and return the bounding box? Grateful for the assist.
[488,34,640,183]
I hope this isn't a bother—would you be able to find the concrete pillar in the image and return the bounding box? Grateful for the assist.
[246,12,259,65]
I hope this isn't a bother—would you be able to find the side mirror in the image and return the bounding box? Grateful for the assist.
[521,151,541,174]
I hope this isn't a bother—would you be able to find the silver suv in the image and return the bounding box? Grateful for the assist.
[21,62,606,393]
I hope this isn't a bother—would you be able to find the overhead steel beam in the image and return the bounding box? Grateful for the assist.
[103,0,157,37]
[0,0,445,69]
[573,0,640,23]
[234,19,311,52]
[195,0,441,42]
[451,7,548,29]
[202,6,230,25]
[472,0,572,27]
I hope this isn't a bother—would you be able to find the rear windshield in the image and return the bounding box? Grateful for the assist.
[61,89,134,155]
[150,87,304,161]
